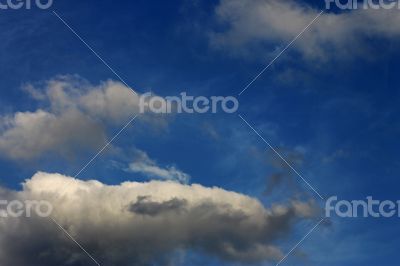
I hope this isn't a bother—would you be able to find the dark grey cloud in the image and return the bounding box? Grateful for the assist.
[263,147,305,196]
[129,196,188,216]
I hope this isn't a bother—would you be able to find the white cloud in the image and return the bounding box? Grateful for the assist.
[0,172,318,265]
[0,109,106,160]
[128,150,190,183]
[0,75,166,160]
[80,80,141,124]
[210,0,400,61]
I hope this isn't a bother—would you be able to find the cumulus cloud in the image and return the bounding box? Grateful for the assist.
[0,109,106,160]
[128,150,190,183]
[0,172,317,265]
[210,0,400,61]
[0,75,164,160]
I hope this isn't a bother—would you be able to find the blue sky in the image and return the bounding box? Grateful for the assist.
[0,0,399,265]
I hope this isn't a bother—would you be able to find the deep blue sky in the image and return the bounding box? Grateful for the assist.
[0,0,399,265]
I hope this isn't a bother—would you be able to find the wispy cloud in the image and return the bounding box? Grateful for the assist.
[127,151,190,184]
[210,0,400,61]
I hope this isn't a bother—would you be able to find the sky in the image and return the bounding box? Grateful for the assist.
[0,0,399,265]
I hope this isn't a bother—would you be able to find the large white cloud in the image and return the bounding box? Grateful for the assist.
[210,0,400,61]
[0,172,318,265]
[0,76,165,160]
